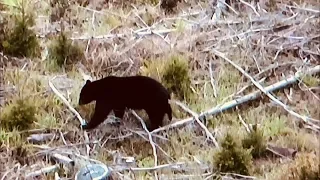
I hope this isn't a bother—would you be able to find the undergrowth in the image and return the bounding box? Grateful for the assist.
[47,32,85,71]
[0,1,40,58]
[0,0,319,179]
[276,152,320,180]
[242,126,267,158]
[0,98,37,131]
[214,132,253,175]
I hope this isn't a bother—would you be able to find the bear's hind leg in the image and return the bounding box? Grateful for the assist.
[114,108,125,119]
[82,102,111,130]
[145,109,165,132]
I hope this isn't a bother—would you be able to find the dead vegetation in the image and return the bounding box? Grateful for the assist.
[0,0,319,179]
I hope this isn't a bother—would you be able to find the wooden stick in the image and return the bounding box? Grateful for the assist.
[48,78,91,156]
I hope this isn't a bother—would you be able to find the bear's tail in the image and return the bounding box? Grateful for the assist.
[167,103,172,120]
[166,92,173,120]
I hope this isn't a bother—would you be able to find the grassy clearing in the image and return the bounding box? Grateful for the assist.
[0,0,319,179]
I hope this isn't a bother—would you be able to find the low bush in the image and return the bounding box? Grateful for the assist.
[0,2,40,58]
[47,32,85,71]
[0,98,37,131]
[214,132,253,175]
[242,126,267,158]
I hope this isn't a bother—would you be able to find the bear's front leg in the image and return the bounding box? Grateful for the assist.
[112,108,125,126]
[82,102,111,130]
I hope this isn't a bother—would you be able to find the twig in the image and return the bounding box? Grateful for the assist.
[129,162,184,171]
[59,130,68,145]
[218,0,239,15]
[131,5,149,28]
[51,153,75,166]
[212,0,226,21]
[113,162,211,174]
[172,101,219,148]
[70,29,176,40]
[128,129,173,160]
[221,172,257,179]
[237,113,250,133]
[27,133,56,143]
[209,60,218,98]
[25,164,59,178]
[131,110,159,180]
[283,4,320,13]
[239,0,260,16]
[32,141,99,158]
[48,78,91,156]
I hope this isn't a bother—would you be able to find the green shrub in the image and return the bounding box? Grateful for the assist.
[214,133,253,175]
[0,2,40,58]
[47,32,85,70]
[0,98,37,131]
[0,129,25,147]
[301,74,319,87]
[242,127,267,158]
[162,54,192,101]
[139,54,193,101]
[139,58,166,80]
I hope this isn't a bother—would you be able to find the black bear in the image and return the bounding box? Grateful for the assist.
[78,75,172,131]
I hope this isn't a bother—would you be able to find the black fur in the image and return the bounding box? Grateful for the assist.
[78,75,172,131]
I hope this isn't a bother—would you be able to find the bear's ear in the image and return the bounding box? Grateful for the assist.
[85,79,92,85]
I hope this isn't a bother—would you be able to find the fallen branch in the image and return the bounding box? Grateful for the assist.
[211,49,320,131]
[48,78,91,156]
[152,65,320,134]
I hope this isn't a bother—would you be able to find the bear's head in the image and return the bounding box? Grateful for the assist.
[79,80,95,105]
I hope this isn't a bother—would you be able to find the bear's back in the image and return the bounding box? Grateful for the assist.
[93,76,170,108]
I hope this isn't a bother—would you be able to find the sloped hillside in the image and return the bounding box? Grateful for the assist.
[0,0,319,179]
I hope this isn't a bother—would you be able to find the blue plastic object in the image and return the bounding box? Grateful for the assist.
[75,164,111,180]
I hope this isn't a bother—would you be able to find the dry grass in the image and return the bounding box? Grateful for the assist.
[0,0,319,179]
